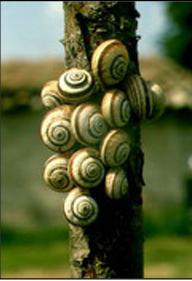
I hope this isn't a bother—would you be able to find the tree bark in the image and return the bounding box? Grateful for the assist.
[63,2,144,278]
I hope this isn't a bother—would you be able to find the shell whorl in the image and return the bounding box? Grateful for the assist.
[68,148,105,188]
[100,129,130,167]
[91,39,129,86]
[40,105,76,153]
[43,155,74,192]
[71,104,108,146]
[41,81,64,109]
[102,89,131,128]
[105,167,129,200]
[58,68,95,104]
[147,81,166,119]
[64,187,99,226]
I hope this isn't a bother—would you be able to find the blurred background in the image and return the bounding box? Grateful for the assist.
[1,1,192,278]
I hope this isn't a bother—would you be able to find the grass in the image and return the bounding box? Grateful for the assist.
[1,226,192,279]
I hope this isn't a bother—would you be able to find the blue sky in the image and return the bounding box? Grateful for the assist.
[1,1,168,61]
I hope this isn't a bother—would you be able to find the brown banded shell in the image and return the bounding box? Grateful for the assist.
[68,148,105,188]
[71,104,108,146]
[64,187,99,227]
[41,81,64,109]
[100,129,130,167]
[91,39,129,86]
[105,167,129,200]
[58,68,95,104]
[43,154,74,192]
[40,105,76,153]
[101,89,131,128]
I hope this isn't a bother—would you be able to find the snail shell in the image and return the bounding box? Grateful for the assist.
[105,167,129,200]
[41,81,64,109]
[100,129,130,167]
[71,103,108,146]
[40,105,76,153]
[91,39,129,86]
[68,148,105,188]
[101,89,131,128]
[58,68,95,104]
[64,187,99,227]
[125,75,148,120]
[43,154,74,192]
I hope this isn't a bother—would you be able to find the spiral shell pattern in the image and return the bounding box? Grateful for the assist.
[40,105,76,153]
[91,39,129,86]
[64,187,99,226]
[58,68,95,104]
[43,155,74,192]
[71,104,108,146]
[68,148,105,188]
[102,89,131,128]
[105,167,129,200]
[100,129,130,167]
[41,81,64,109]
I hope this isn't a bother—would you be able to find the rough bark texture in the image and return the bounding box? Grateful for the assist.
[63,2,144,278]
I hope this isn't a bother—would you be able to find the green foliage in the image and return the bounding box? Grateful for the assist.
[162,3,192,69]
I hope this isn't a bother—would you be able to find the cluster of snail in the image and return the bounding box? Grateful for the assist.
[40,39,165,227]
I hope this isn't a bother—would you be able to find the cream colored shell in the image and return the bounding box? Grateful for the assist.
[71,103,108,146]
[91,39,129,86]
[101,89,131,128]
[105,167,129,200]
[64,187,99,226]
[40,105,76,153]
[58,68,95,104]
[100,129,130,167]
[41,81,64,109]
[43,154,74,192]
[68,148,105,188]
[147,81,166,119]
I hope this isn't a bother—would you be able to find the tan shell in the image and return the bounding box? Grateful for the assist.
[64,187,99,227]
[41,81,64,109]
[40,105,76,153]
[91,39,129,86]
[71,103,108,146]
[105,167,129,200]
[125,75,148,120]
[43,154,74,192]
[101,89,131,128]
[100,129,130,167]
[58,68,95,104]
[68,148,105,188]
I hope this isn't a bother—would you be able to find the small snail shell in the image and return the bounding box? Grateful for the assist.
[40,105,76,153]
[91,39,129,86]
[101,89,131,128]
[100,129,130,167]
[64,187,99,227]
[68,148,105,188]
[125,75,148,120]
[41,81,64,109]
[71,104,108,146]
[105,167,129,200]
[146,81,166,119]
[43,154,74,192]
[58,68,95,104]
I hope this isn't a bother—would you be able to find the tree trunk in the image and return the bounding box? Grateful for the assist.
[63,2,144,278]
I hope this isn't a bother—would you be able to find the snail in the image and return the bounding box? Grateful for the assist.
[91,39,129,86]
[71,103,108,146]
[105,167,129,200]
[40,105,76,153]
[100,129,130,167]
[64,187,99,227]
[58,68,95,104]
[41,81,64,109]
[68,148,105,188]
[43,154,74,192]
[101,89,131,128]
